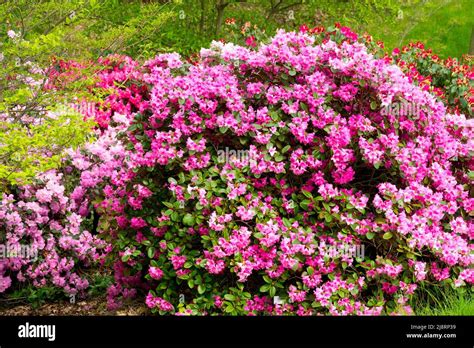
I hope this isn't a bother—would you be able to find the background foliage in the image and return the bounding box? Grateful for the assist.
[1,0,473,60]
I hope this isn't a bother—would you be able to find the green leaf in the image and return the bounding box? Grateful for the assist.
[366,232,375,240]
[197,284,205,294]
[163,201,174,208]
[269,111,279,121]
[224,294,235,301]
[183,261,193,269]
[183,213,195,226]
[147,247,155,259]
[300,200,311,210]
[324,213,333,223]
[171,211,179,222]
[383,232,393,240]
[274,154,284,162]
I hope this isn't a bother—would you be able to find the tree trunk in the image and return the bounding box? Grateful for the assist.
[215,1,229,36]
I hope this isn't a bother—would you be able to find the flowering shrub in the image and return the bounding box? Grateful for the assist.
[0,31,105,300]
[2,26,472,315]
[67,28,473,315]
[0,170,106,296]
[46,55,145,130]
[0,54,151,306]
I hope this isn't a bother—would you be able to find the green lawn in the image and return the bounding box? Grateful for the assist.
[370,0,473,58]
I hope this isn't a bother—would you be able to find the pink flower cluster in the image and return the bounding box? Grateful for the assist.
[0,171,106,295]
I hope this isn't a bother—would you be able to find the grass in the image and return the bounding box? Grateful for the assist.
[370,0,473,58]
[402,0,473,58]
[413,286,474,315]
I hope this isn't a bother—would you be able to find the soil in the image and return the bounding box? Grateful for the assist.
[0,297,149,316]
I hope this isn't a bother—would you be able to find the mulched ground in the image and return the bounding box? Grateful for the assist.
[0,297,149,316]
